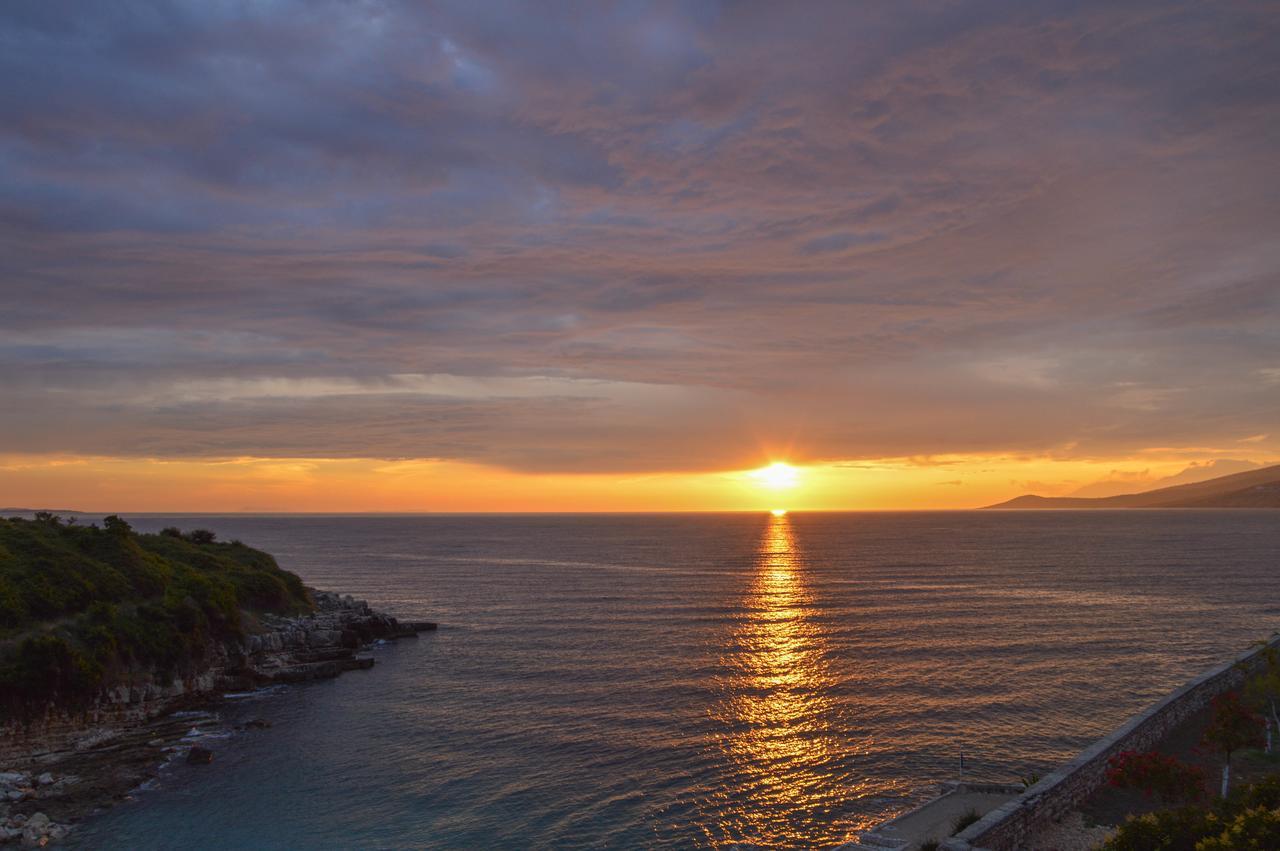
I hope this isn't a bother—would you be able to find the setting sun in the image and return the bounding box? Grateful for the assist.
[752,462,800,490]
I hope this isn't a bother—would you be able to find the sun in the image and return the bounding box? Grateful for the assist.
[751,461,800,490]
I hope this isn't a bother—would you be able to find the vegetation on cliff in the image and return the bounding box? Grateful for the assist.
[0,514,311,721]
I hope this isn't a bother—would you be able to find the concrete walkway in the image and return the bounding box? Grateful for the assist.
[848,786,1019,850]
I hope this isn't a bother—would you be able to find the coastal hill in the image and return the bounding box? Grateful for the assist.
[984,463,1280,509]
[0,513,314,721]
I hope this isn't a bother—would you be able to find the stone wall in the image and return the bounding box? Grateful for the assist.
[941,635,1280,851]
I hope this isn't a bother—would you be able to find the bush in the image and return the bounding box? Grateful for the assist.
[0,633,104,716]
[1196,806,1280,850]
[1100,806,1217,851]
[1107,750,1206,804]
[1224,775,1280,814]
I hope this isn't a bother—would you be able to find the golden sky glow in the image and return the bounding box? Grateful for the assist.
[3,452,1273,513]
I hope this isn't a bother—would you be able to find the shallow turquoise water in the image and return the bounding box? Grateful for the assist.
[70,511,1280,848]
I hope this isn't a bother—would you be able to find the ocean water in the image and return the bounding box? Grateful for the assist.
[70,511,1280,849]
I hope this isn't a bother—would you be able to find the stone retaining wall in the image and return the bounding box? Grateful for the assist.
[941,635,1280,851]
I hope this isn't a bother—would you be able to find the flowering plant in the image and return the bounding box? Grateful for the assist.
[1105,750,1205,804]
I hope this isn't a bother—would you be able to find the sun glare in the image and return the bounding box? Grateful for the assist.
[752,462,800,490]
[771,508,787,517]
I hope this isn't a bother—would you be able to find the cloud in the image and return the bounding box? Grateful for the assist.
[0,1,1277,472]
[798,231,887,255]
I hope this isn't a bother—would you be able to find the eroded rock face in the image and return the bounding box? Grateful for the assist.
[0,591,436,764]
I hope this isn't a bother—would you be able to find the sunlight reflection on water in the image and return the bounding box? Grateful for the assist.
[715,513,872,847]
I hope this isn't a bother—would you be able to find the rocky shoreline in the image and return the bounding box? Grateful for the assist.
[0,591,435,846]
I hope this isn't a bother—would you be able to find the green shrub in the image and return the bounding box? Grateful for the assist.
[1223,775,1280,815]
[1100,806,1218,851]
[1195,806,1280,850]
[0,633,105,715]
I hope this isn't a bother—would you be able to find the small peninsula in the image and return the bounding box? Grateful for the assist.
[0,513,433,845]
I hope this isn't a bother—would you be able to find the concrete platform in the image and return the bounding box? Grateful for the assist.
[845,783,1022,851]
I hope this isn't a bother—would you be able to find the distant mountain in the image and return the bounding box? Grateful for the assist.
[1066,459,1263,498]
[0,508,86,516]
[984,464,1280,509]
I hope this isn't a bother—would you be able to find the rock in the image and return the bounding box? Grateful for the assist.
[242,719,271,730]
[46,825,67,842]
[0,774,23,787]
[23,815,47,833]
[5,792,24,803]
[20,826,47,847]
[307,629,341,647]
[10,814,26,826]
[185,745,214,765]
[34,775,52,788]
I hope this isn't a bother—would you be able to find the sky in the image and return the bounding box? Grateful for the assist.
[1,1,1278,511]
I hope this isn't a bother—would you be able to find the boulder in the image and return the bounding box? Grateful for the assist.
[185,745,214,765]
[35,775,52,788]
[20,826,46,847]
[23,815,47,833]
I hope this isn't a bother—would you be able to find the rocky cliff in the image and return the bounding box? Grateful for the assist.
[0,589,435,846]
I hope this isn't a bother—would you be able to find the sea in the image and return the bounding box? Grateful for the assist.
[68,510,1280,849]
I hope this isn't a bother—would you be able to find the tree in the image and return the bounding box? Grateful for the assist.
[1245,645,1280,754]
[187,529,216,544]
[1202,691,1265,797]
[102,515,132,537]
